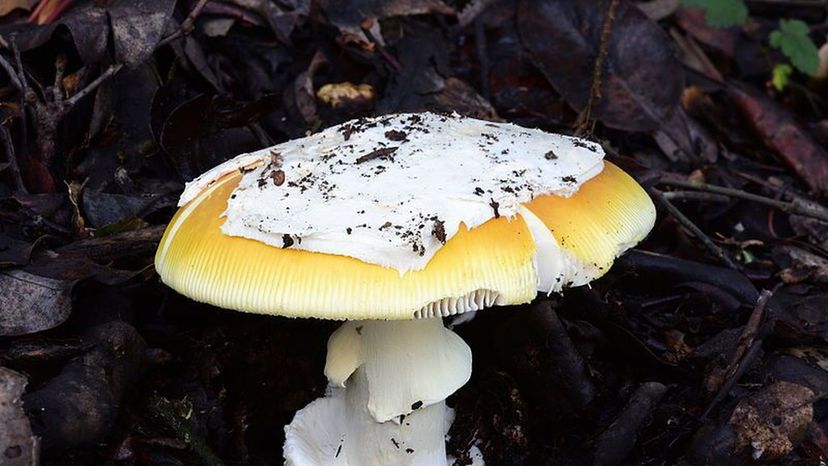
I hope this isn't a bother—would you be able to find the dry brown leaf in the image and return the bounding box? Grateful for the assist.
[0,0,37,16]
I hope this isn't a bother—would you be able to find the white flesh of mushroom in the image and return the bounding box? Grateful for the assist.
[285,318,473,465]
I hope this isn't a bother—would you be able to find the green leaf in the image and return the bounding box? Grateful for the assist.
[771,64,793,91]
[770,19,820,76]
[682,0,747,27]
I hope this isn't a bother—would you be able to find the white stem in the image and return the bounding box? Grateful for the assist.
[284,318,474,466]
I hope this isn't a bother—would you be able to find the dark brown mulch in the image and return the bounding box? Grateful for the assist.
[1,0,828,465]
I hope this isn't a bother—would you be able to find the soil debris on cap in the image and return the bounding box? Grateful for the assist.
[270,150,283,167]
[355,147,399,164]
[271,170,285,186]
[489,199,501,218]
[385,130,407,141]
[432,219,446,244]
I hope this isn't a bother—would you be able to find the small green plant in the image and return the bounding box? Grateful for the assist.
[682,0,747,27]
[771,63,793,91]
[681,0,820,88]
[769,19,820,76]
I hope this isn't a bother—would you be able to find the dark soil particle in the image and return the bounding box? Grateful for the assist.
[432,219,446,244]
[489,199,501,218]
[355,147,399,164]
[384,130,407,141]
[271,169,285,186]
[572,140,598,152]
[269,151,283,167]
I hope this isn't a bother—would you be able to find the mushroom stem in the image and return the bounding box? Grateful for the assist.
[285,318,473,465]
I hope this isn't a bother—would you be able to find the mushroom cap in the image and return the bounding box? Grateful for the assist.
[155,113,655,320]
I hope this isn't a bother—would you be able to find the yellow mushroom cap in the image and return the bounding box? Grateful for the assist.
[156,113,655,320]
[155,154,654,320]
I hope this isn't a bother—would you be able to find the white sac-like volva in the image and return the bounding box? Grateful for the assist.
[179,112,604,273]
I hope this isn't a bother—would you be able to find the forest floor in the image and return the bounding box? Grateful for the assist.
[1,0,828,465]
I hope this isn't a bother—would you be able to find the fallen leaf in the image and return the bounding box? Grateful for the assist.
[0,368,38,466]
[0,269,74,336]
[318,0,453,39]
[0,234,35,268]
[789,214,828,250]
[517,0,684,132]
[377,28,451,111]
[226,0,311,44]
[8,0,175,66]
[635,0,680,21]
[728,83,828,194]
[772,245,828,284]
[81,190,170,229]
[675,7,738,56]
[767,352,828,398]
[7,4,110,65]
[0,0,37,17]
[683,0,747,28]
[24,225,164,285]
[652,107,718,163]
[771,288,828,344]
[730,381,814,461]
[23,321,149,449]
[285,50,327,126]
[108,0,177,67]
[669,28,724,81]
[201,17,236,37]
[430,78,498,120]
[156,94,278,180]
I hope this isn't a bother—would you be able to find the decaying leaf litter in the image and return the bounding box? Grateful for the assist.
[0,0,827,464]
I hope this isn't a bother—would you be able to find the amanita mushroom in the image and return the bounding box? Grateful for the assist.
[155,112,655,465]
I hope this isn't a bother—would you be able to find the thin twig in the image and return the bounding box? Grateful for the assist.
[148,394,224,466]
[650,188,741,270]
[360,21,402,73]
[64,64,122,108]
[10,36,30,151]
[575,0,619,136]
[10,37,29,100]
[52,54,66,103]
[457,0,497,29]
[702,290,773,419]
[181,0,211,33]
[0,54,23,92]
[662,190,730,203]
[531,301,595,408]
[158,0,211,47]
[659,177,828,223]
[701,338,762,419]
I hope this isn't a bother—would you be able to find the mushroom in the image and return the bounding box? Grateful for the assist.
[155,112,656,465]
